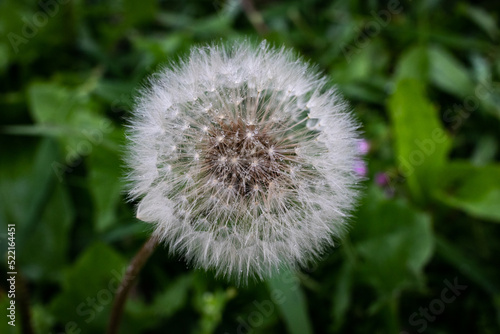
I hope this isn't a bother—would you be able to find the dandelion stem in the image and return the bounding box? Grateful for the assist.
[107,236,158,334]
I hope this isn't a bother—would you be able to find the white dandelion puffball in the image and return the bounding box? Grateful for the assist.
[126,41,363,283]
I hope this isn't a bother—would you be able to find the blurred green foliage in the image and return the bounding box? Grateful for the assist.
[1,0,500,333]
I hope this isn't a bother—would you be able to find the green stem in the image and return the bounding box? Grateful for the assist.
[106,236,158,334]
[386,297,400,334]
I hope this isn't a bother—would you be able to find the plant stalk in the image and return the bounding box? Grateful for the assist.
[106,236,158,334]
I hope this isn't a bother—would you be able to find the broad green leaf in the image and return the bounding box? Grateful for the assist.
[27,82,118,171]
[94,80,136,108]
[334,41,389,83]
[100,221,150,243]
[427,47,500,120]
[436,236,500,327]
[394,45,429,82]
[459,4,499,40]
[337,42,372,79]
[0,138,56,237]
[435,161,500,222]
[32,304,55,334]
[0,138,73,281]
[436,237,499,296]
[150,274,193,317]
[191,272,237,334]
[267,268,313,334]
[471,135,497,166]
[428,48,500,120]
[471,53,491,84]
[20,180,74,281]
[132,33,187,65]
[352,187,434,299]
[331,261,354,330]
[122,0,157,26]
[337,83,386,104]
[124,274,194,332]
[428,46,474,98]
[50,242,127,333]
[27,80,105,130]
[194,288,236,334]
[87,145,124,232]
[388,79,451,202]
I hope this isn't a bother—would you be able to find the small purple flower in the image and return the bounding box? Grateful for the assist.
[375,172,389,187]
[374,172,395,197]
[358,139,370,155]
[353,159,367,177]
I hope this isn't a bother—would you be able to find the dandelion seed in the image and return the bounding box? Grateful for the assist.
[126,41,363,284]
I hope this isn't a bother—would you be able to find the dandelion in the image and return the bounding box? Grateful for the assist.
[126,41,363,284]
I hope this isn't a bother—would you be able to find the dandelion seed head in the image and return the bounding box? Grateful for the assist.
[126,41,363,284]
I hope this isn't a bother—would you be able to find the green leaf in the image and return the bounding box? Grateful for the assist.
[436,236,499,296]
[334,41,389,84]
[337,83,386,104]
[331,261,354,330]
[32,304,56,334]
[471,135,497,166]
[28,82,95,126]
[0,138,55,237]
[394,45,429,82]
[150,274,193,317]
[194,288,236,334]
[388,79,451,202]
[428,46,475,98]
[27,82,118,166]
[471,53,492,84]
[436,236,500,326]
[20,179,74,281]
[124,274,194,332]
[267,268,313,334]
[190,272,237,334]
[459,4,499,40]
[427,48,500,120]
[352,189,434,299]
[122,0,157,26]
[435,161,500,222]
[0,138,73,281]
[93,80,136,108]
[49,242,127,333]
[87,146,124,232]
